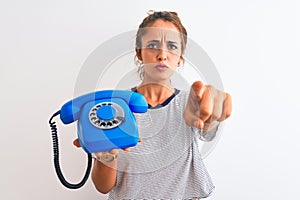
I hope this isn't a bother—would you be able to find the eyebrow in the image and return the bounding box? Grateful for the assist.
[167,41,179,44]
[146,40,179,44]
[146,40,160,44]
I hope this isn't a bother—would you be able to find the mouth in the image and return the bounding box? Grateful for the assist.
[155,64,169,71]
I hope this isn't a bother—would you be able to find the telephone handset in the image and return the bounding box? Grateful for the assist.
[49,90,148,189]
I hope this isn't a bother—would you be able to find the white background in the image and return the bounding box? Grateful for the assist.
[1,0,299,199]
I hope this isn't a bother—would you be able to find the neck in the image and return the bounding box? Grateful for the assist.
[137,82,175,107]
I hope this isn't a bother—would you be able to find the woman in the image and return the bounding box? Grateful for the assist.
[75,11,232,199]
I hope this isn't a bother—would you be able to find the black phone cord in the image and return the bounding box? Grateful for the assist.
[49,111,92,189]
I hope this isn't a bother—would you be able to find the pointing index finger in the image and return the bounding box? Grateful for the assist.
[191,81,205,100]
[199,85,214,123]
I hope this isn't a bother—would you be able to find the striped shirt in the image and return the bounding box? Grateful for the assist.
[108,90,216,199]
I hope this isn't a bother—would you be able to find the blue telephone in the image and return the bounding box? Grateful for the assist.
[49,90,148,189]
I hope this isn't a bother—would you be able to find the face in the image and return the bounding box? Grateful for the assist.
[137,19,183,83]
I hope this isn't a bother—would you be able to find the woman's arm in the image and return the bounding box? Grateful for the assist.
[73,139,118,194]
[73,139,140,194]
[91,155,118,194]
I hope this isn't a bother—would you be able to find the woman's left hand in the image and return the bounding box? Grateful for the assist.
[183,81,232,131]
[73,138,143,152]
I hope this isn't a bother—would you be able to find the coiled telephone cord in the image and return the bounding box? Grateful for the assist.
[49,111,92,189]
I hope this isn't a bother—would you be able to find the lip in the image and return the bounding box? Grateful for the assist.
[155,64,169,71]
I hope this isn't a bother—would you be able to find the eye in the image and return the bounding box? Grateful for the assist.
[168,44,178,50]
[147,43,159,49]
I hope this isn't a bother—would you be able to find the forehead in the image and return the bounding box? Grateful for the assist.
[149,19,179,30]
[142,20,181,42]
[142,27,181,42]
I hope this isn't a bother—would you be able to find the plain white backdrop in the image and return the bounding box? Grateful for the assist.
[1,0,299,199]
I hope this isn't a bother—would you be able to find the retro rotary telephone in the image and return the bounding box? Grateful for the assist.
[49,90,148,189]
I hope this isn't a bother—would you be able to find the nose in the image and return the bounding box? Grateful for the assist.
[157,48,167,61]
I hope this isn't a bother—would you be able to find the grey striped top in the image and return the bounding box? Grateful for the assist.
[108,90,216,199]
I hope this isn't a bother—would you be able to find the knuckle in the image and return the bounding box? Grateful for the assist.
[200,107,212,119]
[211,113,219,121]
[218,113,226,122]
[225,111,232,119]
[205,85,216,94]
[225,92,232,102]
[206,85,214,90]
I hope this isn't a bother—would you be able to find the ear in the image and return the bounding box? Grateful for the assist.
[178,56,184,67]
[135,48,142,61]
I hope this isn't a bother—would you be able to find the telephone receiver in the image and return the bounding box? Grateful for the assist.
[49,90,148,189]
